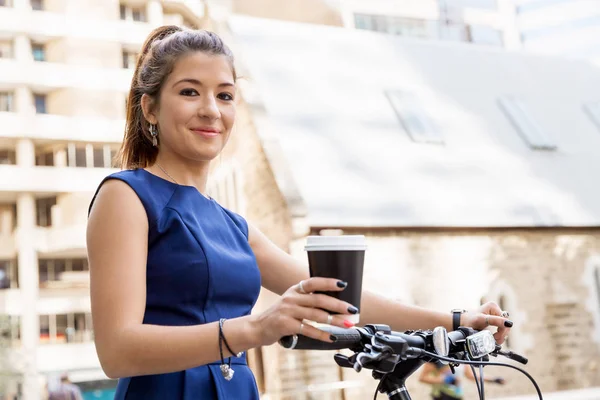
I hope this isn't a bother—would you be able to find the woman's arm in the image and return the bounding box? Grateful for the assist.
[248,224,512,342]
[87,180,260,379]
[88,181,353,379]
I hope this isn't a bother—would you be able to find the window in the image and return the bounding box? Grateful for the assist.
[38,260,50,284]
[0,150,16,165]
[0,204,17,234]
[0,315,21,346]
[0,0,14,7]
[468,25,503,46]
[119,3,146,22]
[71,258,87,272]
[39,258,88,286]
[497,96,555,150]
[0,92,13,112]
[354,13,432,39]
[35,197,57,227]
[30,0,43,10]
[39,314,50,342]
[55,314,68,342]
[131,7,145,22]
[385,91,444,144]
[34,94,47,114]
[31,42,45,62]
[75,146,86,167]
[67,143,115,168]
[39,259,65,285]
[517,0,570,13]
[439,22,470,43]
[121,50,138,69]
[0,260,18,289]
[35,150,54,166]
[67,143,86,167]
[0,40,13,59]
[39,313,93,343]
[93,147,105,167]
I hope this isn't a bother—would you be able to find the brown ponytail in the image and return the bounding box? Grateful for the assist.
[116,25,236,169]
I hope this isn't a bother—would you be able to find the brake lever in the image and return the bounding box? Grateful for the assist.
[354,351,380,372]
[498,350,529,365]
[491,345,528,365]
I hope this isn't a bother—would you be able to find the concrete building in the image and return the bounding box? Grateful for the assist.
[233,0,600,64]
[335,0,600,63]
[515,0,600,63]
[230,0,523,50]
[336,0,521,49]
[0,1,212,399]
[224,14,600,399]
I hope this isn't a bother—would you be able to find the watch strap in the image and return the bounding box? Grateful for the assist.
[451,309,464,331]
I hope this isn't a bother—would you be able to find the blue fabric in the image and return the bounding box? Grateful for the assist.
[89,169,262,400]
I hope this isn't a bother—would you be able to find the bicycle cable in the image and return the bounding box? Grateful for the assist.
[479,364,485,400]
[466,353,484,400]
[415,350,543,400]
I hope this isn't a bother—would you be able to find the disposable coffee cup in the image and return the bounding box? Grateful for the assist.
[305,235,367,325]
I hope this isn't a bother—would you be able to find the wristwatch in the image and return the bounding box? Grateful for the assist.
[451,309,466,331]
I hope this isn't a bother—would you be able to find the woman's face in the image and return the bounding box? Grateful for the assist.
[144,51,236,163]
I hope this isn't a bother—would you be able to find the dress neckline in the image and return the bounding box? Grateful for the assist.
[139,168,213,201]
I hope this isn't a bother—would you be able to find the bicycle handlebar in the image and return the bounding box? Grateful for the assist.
[279,323,538,400]
[279,325,363,350]
[280,324,471,354]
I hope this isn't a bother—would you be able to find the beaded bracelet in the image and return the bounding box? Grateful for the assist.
[220,318,243,358]
[218,318,243,381]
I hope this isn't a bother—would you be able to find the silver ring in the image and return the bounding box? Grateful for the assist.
[327,314,333,325]
[297,280,307,294]
[299,322,304,335]
[290,334,298,349]
[485,316,490,327]
[501,311,510,318]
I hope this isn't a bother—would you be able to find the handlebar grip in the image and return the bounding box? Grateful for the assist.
[507,351,528,365]
[279,326,362,350]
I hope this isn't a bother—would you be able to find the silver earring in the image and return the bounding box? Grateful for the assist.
[149,124,158,147]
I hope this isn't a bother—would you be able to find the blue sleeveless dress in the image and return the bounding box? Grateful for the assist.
[89,169,262,399]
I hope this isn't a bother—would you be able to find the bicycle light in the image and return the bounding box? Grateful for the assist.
[432,326,449,357]
[466,330,496,359]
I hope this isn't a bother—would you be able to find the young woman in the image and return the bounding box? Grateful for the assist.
[86,25,513,399]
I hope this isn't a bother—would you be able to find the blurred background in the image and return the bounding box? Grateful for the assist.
[1,0,600,399]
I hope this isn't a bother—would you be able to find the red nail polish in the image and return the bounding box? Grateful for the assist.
[343,320,355,328]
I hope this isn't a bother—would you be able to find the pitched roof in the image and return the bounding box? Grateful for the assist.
[229,15,600,228]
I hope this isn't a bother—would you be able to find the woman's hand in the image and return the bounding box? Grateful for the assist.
[250,277,359,347]
[461,301,513,345]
